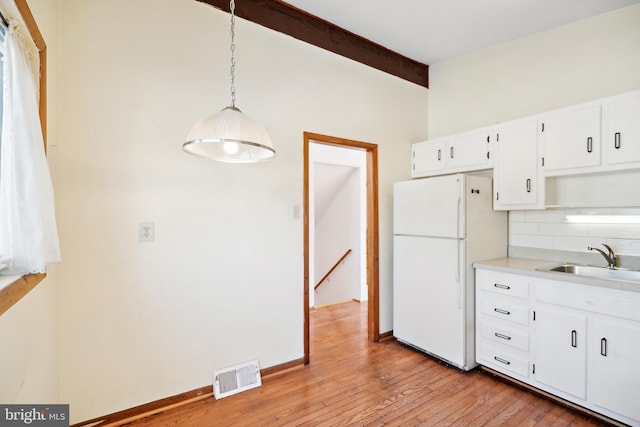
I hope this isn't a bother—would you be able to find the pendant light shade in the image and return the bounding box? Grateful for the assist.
[183,0,275,163]
[184,106,275,163]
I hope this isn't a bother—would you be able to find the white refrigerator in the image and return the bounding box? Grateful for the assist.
[393,174,507,371]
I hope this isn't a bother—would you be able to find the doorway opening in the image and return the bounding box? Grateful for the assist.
[303,132,379,365]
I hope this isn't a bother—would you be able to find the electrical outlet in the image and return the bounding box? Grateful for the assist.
[138,222,155,242]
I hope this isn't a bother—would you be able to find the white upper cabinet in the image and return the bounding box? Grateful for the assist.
[411,126,493,178]
[412,137,446,176]
[540,103,602,175]
[447,127,493,171]
[603,91,640,168]
[411,90,640,208]
[493,118,543,210]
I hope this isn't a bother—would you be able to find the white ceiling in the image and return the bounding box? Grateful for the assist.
[281,0,640,64]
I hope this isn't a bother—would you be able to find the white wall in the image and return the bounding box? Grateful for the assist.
[428,4,640,138]
[54,0,427,422]
[0,279,58,403]
[427,5,640,259]
[314,168,360,306]
[0,0,60,408]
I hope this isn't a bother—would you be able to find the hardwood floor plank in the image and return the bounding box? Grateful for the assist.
[122,301,614,427]
[485,390,543,426]
[398,372,497,425]
[448,381,516,426]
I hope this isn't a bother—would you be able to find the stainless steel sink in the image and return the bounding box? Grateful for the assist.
[539,263,640,282]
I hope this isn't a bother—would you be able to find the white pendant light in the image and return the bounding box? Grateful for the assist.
[183,0,275,163]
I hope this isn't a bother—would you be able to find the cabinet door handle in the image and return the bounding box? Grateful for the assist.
[437,149,441,161]
[450,146,454,159]
[526,178,531,193]
[495,332,511,341]
[494,308,510,315]
[494,283,510,290]
[571,330,578,348]
[494,356,511,365]
[587,137,593,153]
[614,132,621,149]
[601,338,607,356]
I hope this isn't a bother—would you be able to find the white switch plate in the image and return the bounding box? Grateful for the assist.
[292,205,301,220]
[139,222,155,242]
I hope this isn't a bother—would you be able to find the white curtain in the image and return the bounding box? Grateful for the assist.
[0,21,60,275]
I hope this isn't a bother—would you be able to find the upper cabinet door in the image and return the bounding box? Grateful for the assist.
[540,104,601,175]
[412,138,446,177]
[493,118,543,210]
[411,127,493,178]
[603,91,640,167]
[446,127,493,171]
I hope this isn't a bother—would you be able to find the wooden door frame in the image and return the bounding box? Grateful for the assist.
[303,132,380,365]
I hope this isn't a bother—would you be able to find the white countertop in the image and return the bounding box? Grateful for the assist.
[474,257,640,293]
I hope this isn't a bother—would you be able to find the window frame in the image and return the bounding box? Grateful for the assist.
[0,0,48,316]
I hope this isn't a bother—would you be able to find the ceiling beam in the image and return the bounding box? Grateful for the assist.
[197,0,429,88]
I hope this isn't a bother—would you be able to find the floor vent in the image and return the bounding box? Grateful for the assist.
[213,360,262,399]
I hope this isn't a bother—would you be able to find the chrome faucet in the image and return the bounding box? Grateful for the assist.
[588,244,617,269]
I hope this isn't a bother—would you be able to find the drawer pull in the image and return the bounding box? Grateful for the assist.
[493,283,510,290]
[601,338,607,357]
[494,308,511,315]
[495,332,511,341]
[494,356,511,365]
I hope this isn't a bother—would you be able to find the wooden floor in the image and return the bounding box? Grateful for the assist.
[127,301,610,426]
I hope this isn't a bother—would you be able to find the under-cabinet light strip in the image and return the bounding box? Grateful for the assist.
[565,215,640,224]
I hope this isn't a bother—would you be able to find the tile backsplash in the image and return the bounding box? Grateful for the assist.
[509,208,640,257]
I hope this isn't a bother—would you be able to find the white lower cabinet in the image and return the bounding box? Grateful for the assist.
[476,268,640,426]
[476,270,532,382]
[588,316,640,423]
[533,305,587,400]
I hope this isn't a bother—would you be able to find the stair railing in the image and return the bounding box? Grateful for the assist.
[314,249,352,291]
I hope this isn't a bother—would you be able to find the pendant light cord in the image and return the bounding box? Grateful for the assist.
[229,0,236,108]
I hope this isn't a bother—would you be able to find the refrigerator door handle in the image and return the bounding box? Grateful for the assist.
[457,189,462,240]
[456,241,462,309]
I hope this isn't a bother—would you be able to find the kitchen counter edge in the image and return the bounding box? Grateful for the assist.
[473,257,640,293]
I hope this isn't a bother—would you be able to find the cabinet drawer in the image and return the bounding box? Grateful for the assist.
[477,270,529,299]
[478,342,529,378]
[479,321,529,351]
[480,298,530,325]
[535,278,640,322]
